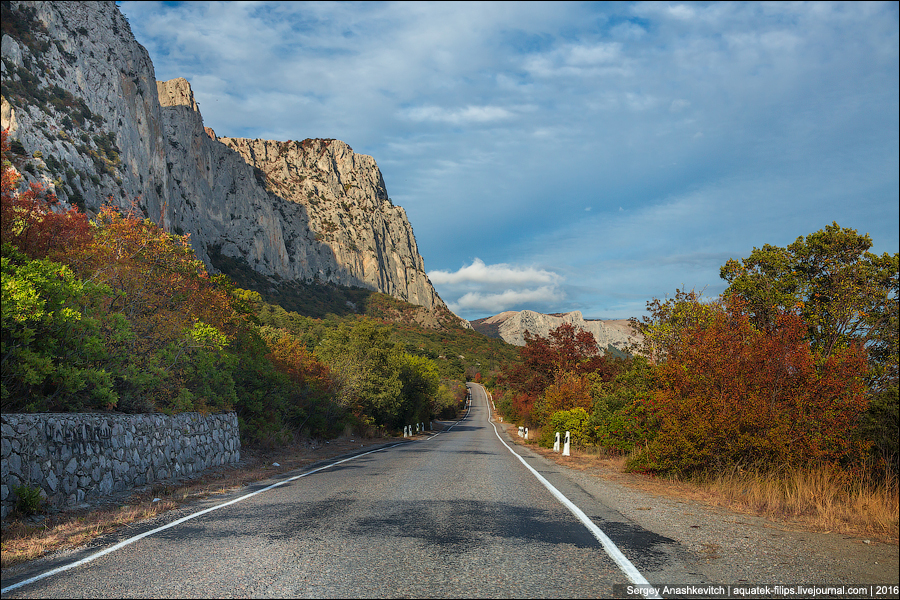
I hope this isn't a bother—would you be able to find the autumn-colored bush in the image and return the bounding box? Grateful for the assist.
[629,299,870,475]
[496,323,621,426]
[260,326,345,435]
[532,371,592,426]
[509,392,538,425]
[1,130,92,263]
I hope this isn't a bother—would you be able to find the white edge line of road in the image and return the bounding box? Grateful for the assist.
[1,443,406,595]
[471,383,661,599]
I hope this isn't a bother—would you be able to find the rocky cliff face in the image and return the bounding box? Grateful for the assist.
[470,310,639,352]
[216,135,441,308]
[1,0,445,311]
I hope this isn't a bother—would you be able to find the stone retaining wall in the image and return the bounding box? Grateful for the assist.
[1,412,240,519]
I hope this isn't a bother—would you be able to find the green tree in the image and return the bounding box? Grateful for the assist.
[720,222,898,392]
[539,407,593,448]
[628,289,720,363]
[396,353,441,427]
[316,320,403,427]
[589,356,657,454]
[1,244,123,411]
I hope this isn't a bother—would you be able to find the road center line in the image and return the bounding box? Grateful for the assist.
[473,383,660,597]
[1,443,405,595]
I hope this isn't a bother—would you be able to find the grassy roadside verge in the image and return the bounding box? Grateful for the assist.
[1,435,402,569]
[505,423,898,543]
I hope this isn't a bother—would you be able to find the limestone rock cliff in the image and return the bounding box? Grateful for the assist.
[1,0,446,312]
[216,136,441,309]
[470,310,639,352]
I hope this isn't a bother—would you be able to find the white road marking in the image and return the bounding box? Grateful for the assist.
[470,383,661,598]
[7,393,656,596]
[1,444,404,595]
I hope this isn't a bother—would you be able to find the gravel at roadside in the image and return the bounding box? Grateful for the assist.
[509,435,899,589]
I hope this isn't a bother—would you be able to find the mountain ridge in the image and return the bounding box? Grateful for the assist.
[470,309,639,352]
[1,0,449,316]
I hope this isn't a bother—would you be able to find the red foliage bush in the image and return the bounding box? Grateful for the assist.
[635,298,870,474]
[1,129,92,260]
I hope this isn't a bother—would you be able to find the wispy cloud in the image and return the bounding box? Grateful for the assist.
[403,105,514,125]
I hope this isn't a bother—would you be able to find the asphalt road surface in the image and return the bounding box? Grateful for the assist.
[2,383,706,598]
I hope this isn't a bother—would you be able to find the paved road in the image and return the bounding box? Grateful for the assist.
[2,384,705,598]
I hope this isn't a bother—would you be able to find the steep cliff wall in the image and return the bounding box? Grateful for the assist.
[218,136,441,309]
[1,0,169,219]
[1,0,445,311]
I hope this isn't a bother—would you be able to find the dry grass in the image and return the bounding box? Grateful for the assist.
[506,423,899,542]
[1,435,399,569]
[1,499,182,567]
[694,464,899,537]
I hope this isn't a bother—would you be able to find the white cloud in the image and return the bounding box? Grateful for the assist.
[667,4,696,21]
[430,259,567,318]
[428,258,560,287]
[523,41,629,78]
[449,286,565,314]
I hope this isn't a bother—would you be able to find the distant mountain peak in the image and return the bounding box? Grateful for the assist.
[470,309,639,350]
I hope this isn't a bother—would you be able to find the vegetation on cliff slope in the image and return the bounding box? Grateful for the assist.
[2,130,473,444]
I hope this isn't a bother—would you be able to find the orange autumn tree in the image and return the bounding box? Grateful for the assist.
[76,204,244,412]
[499,323,619,425]
[632,298,869,475]
[261,327,343,434]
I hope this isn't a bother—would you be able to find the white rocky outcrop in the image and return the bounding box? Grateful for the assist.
[1,1,445,311]
[472,310,639,352]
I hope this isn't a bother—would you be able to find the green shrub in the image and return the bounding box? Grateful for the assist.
[13,484,43,516]
[539,407,593,448]
[592,400,657,454]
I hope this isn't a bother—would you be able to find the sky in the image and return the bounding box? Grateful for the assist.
[117,1,899,321]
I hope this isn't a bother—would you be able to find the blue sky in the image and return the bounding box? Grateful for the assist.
[118,1,899,321]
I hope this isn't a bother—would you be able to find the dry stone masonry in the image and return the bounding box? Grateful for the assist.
[1,412,240,519]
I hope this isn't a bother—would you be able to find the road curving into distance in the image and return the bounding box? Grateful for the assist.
[3,383,709,598]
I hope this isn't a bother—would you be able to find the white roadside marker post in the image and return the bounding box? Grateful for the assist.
[563,431,571,456]
[553,431,560,452]
[524,427,528,440]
